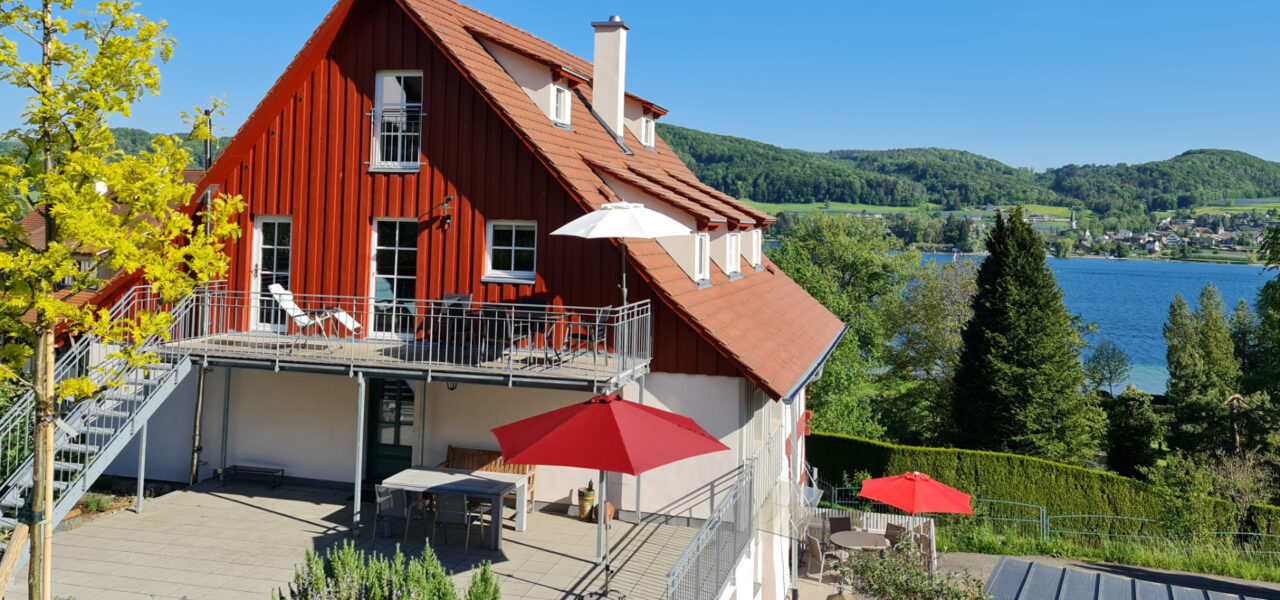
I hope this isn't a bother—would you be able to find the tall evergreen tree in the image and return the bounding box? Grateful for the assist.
[1164,285,1242,454]
[1103,387,1162,479]
[952,207,1103,464]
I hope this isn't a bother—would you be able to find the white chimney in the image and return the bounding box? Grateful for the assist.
[592,15,628,143]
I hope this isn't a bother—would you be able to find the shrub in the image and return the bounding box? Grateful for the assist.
[806,432,1241,533]
[83,492,112,513]
[838,539,987,600]
[275,540,496,600]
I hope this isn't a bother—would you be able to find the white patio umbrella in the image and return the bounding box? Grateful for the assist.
[551,201,691,305]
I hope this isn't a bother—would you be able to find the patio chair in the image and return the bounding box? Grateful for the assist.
[372,485,424,542]
[432,493,485,553]
[884,523,907,547]
[512,297,559,363]
[433,293,473,362]
[268,284,362,348]
[804,533,843,587]
[564,306,611,369]
[829,515,853,537]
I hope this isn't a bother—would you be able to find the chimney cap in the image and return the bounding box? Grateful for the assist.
[592,15,629,30]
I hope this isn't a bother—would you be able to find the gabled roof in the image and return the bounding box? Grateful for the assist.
[106,0,840,400]
[393,0,842,399]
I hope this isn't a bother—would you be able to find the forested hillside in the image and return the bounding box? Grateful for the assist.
[659,123,1280,216]
[0,127,229,168]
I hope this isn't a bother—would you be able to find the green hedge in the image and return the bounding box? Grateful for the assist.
[805,432,1245,532]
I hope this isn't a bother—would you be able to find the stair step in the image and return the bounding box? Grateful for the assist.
[53,461,85,473]
[118,379,157,387]
[75,426,115,438]
[89,407,130,420]
[60,443,100,455]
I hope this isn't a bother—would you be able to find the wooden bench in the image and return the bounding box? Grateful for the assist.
[438,446,535,513]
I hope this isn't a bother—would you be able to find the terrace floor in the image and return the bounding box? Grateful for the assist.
[4,482,695,600]
[164,331,643,391]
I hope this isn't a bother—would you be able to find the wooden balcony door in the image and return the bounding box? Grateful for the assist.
[251,216,292,333]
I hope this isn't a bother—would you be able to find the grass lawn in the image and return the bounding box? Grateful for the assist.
[740,200,942,215]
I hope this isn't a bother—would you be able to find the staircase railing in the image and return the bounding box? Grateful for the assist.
[0,283,205,531]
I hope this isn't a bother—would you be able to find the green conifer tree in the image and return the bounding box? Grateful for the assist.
[951,207,1103,464]
[1164,284,1242,454]
[1103,387,1162,478]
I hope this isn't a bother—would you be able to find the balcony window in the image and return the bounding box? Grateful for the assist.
[372,219,418,337]
[371,71,423,172]
[485,221,537,283]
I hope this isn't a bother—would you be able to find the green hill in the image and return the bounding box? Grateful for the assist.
[658,123,1280,217]
[0,127,230,168]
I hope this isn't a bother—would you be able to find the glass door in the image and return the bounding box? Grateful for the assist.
[366,378,415,482]
[251,217,292,332]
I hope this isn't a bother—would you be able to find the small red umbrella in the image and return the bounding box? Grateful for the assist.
[491,394,728,597]
[857,471,973,514]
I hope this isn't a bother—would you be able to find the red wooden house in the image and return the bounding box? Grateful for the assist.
[0,0,846,598]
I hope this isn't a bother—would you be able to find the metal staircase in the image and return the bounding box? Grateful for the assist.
[0,285,201,557]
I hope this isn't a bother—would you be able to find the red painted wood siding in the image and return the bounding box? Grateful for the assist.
[203,0,737,378]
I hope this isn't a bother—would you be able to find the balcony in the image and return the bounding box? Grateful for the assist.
[157,283,651,392]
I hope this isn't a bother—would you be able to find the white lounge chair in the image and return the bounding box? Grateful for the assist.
[267,283,363,348]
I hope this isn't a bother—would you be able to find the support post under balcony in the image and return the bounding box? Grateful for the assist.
[135,422,147,513]
[352,372,366,536]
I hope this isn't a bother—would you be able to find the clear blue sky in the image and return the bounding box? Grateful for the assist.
[3,0,1279,170]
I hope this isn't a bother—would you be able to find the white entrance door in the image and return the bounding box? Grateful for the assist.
[251,216,292,333]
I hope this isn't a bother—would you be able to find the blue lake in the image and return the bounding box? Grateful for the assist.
[924,254,1274,394]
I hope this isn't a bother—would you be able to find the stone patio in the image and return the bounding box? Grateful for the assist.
[4,481,696,600]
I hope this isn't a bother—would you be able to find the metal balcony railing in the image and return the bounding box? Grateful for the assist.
[161,283,652,392]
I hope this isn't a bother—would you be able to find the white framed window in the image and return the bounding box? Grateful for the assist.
[749,229,763,267]
[371,71,423,172]
[641,116,655,147]
[551,84,571,126]
[726,233,742,275]
[485,221,537,283]
[694,232,710,281]
[371,219,418,337]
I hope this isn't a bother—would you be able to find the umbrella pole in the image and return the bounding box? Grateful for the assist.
[591,469,623,599]
[620,239,628,305]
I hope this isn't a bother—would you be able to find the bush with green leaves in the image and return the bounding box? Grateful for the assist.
[807,432,1242,534]
[837,539,987,600]
[273,540,500,600]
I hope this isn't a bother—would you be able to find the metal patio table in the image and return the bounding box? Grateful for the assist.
[382,466,529,550]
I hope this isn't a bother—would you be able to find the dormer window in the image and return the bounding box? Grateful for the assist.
[726,233,742,275]
[371,71,423,172]
[551,83,572,127]
[694,232,711,281]
[640,116,655,147]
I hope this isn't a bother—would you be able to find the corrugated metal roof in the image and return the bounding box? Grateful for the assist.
[985,557,1275,600]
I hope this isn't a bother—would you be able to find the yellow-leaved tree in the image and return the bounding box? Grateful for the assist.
[0,2,243,598]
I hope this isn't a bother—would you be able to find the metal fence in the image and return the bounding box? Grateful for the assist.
[817,483,1280,561]
[165,284,651,391]
[666,428,788,600]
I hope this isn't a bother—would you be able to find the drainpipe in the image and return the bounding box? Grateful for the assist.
[786,397,800,600]
[188,366,207,485]
[353,372,366,536]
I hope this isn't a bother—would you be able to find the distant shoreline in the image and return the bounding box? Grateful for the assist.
[921,250,1265,267]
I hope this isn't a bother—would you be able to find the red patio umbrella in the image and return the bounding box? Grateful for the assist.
[491,394,728,598]
[857,471,973,515]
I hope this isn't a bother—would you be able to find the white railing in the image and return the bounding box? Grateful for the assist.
[174,285,651,391]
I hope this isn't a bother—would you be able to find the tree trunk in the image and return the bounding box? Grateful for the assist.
[28,328,53,600]
[30,2,55,596]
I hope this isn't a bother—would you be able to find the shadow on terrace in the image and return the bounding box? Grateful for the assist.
[3,481,697,600]
[156,283,652,393]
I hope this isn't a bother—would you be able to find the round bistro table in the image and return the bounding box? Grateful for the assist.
[829,530,890,551]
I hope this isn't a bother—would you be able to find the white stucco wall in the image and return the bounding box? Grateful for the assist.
[104,367,201,483]
[481,41,554,120]
[195,368,360,483]
[418,372,743,520]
